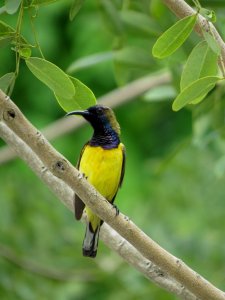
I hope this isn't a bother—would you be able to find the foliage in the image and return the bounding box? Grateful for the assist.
[1,0,225,299]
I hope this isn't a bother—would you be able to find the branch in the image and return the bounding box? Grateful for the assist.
[163,0,225,67]
[0,120,195,300]
[0,90,224,300]
[0,71,171,165]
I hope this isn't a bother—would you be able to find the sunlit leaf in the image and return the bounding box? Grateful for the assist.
[180,41,218,90]
[0,72,15,93]
[152,14,197,59]
[5,0,22,14]
[172,76,220,111]
[26,57,75,99]
[55,76,96,112]
[69,0,84,21]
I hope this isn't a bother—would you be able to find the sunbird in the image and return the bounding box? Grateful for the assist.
[66,105,126,258]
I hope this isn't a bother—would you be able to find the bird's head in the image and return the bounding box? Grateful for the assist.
[66,105,120,135]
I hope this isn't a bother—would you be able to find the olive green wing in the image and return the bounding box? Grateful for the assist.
[111,143,126,203]
[74,143,88,220]
[119,144,126,187]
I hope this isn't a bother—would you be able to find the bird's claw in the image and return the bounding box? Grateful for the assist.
[112,204,119,216]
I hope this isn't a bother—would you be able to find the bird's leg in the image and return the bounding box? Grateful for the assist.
[112,203,120,216]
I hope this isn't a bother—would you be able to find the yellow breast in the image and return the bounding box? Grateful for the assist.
[79,143,124,202]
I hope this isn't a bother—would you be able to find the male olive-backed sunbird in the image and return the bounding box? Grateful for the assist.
[66,105,125,258]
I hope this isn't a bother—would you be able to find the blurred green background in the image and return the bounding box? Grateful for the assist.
[1,0,225,299]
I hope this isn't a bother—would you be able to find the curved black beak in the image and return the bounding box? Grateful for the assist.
[66,109,89,117]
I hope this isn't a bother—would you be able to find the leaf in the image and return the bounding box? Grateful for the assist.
[114,47,153,69]
[26,57,75,99]
[0,35,13,48]
[172,76,220,111]
[0,20,15,35]
[0,72,15,93]
[199,8,216,22]
[69,0,84,21]
[152,14,197,59]
[144,85,176,102]
[180,41,218,90]
[55,76,96,112]
[5,0,22,14]
[19,47,32,58]
[0,21,28,47]
[203,30,221,55]
[31,0,59,5]
[120,10,160,36]
[100,0,123,35]
[67,51,113,73]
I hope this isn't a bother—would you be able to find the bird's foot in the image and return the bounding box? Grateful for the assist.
[112,204,119,216]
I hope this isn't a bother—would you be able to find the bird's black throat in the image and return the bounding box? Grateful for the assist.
[89,124,120,149]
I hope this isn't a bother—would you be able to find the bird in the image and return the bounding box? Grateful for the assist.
[66,104,125,258]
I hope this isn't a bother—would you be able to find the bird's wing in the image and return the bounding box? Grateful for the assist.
[119,143,126,187]
[111,143,126,203]
[74,143,88,220]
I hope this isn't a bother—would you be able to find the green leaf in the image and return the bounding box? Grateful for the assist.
[67,51,113,73]
[26,57,75,99]
[55,76,96,112]
[120,10,160,36]
[144,85,176,102]
[180,41,218,90]
[69,0,84,21]
[114,47,153,69]
[31,0,59,5]
[5,0,22,14]
[0,21,28,47]
[203,30,221,55]
[100,0,123,35]
[172,76,220,111]
[152,14,197,59]
[0,72,15,93]
[19,47,32,58]
[0,20,15,35]
[0,35,13,48]
[199,8,216,22]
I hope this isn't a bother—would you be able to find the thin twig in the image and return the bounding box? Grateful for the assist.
[0,90,224,300]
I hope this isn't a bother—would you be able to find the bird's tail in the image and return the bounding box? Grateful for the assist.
[82,222,100,258]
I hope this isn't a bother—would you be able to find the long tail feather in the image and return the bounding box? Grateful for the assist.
[82,223,100,258]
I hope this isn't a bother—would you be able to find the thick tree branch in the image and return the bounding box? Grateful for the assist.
[0,120,195,300]
[0,90,224,300]
[0,71,171,165]
[163,0,225,68]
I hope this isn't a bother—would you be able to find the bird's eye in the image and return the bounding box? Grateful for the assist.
[96,107,103,114]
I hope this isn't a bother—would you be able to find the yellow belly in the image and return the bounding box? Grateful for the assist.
[80,143,123,201]
[79,143,124,230]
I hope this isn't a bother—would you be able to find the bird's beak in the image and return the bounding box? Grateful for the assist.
[66,109,89,117]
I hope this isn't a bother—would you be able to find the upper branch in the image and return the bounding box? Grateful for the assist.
[163,0,225,67]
